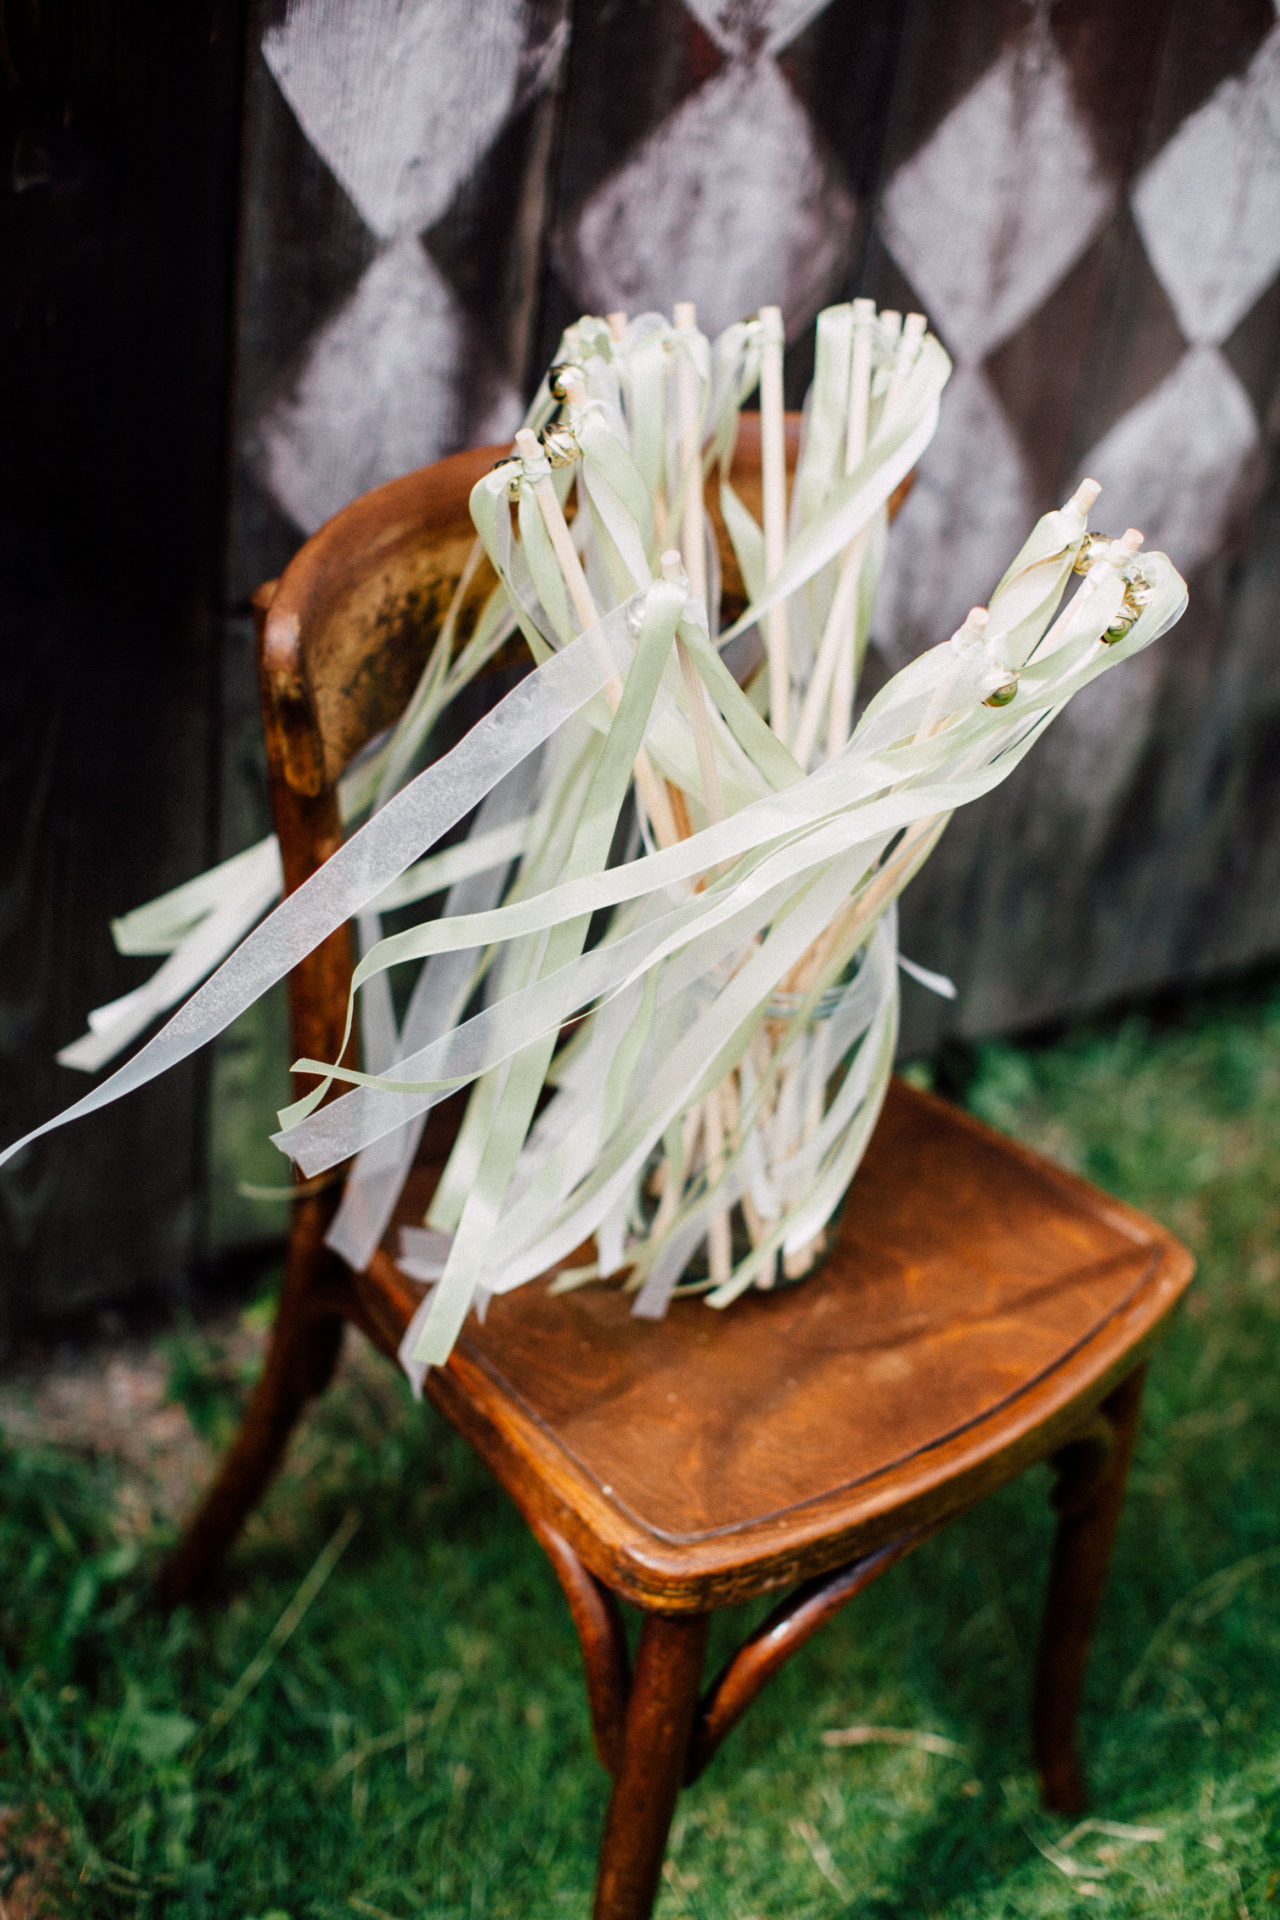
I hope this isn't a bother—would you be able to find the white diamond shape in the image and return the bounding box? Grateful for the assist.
[880,34,1114,364]
[1132,22,1280,346]
[1077,346,1259,573]
[874,366,1032,664]
[263,0,525,240]
[681,0,835,58]
[558,58,854,339]
[260,237,520,535]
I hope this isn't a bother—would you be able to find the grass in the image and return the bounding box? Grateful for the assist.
[4,974,1280,1917]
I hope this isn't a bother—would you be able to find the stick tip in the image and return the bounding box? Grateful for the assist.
[965,605,989,632]
[660,548,686,584]
[851,296,877,322]
[758,304,785,347]
[514,426,541,461]
[1105,528,1144,565]
[1071,477,1102,513]
[606,310,628,341]
[673,301,697,329]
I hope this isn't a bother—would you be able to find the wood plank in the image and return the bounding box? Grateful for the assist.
[0,0,246,1337]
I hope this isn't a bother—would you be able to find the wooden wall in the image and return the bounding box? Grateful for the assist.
[5,0,1279,1328]
[0,0,245,1339]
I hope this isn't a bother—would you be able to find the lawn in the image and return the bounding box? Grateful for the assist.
[3,974,1279,1918]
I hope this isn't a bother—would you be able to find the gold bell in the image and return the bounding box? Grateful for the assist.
[491,455,523,502]
[1102,568,1154,643]
[548,363,584,401]
[1072,531,1114,575]
[540,425,581,469]
[983,676,1018,707]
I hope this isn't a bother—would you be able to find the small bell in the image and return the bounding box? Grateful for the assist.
[1102,559,1154,642]
[548,362,585,401]
[491,455,523,502]
[982,673,1018,707]
[541,424,581,469]
[1121,569,1155,619]
[1072,530,1114,575]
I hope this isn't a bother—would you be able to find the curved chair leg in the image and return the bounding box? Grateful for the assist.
[156,1194,345,1608]
[593,1611,710,1920]
[1033,1364,1146,1813]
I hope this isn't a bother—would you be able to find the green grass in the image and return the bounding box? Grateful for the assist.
[5,976,1280,1917]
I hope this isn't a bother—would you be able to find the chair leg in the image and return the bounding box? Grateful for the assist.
[1033,1363,1146,1813]
[156,1195,345,1608]
[592,1611,710,1920]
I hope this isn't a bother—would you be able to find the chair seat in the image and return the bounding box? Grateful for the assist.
[358,1079,1191,1610]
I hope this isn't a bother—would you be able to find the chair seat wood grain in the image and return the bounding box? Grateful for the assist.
[358,1078,1189,1611]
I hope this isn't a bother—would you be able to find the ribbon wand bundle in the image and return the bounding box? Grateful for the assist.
[9,300,1189,1373]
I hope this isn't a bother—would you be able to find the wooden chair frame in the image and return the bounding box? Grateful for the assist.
[158,427,1193,1920]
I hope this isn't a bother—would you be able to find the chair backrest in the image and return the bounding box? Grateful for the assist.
[252,415,812,1081]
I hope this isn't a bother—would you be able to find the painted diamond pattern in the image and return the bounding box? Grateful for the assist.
[1075,21,1280,577]
[239,0,1280,851]
[256,0,559,536]
[681,0,835,58]
[555,0,852,339]
[1132,22,1280,348]
[880,33,1115,367]
[262,237,521,537]
[559,56,853,340]
[873,27,1119,663]
[262,0,526,240]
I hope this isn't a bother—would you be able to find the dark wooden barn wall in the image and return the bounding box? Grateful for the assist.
[4,0,1279,1327]
[229,0,1280,1068]
[0,1,246,1339]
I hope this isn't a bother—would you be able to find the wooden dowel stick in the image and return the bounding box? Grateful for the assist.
[792,302,875,768]
[515,427,681,848]
[823,309,925,763]
[791,531,865,768]
[759,305,791,743]
[725,1074,776,1286]
[670,304,726,826]
[671,310,732,1276]
[845,297,875,470]
[515,427,602,637]
[651,1102,703,1241]
[884,311,926,421]
[672,302,705,600]
[606,311,628,342]
[701,1078,733,1289]
[825,302,880,760]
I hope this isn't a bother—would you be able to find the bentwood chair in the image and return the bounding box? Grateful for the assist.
[158,424,1194,1920]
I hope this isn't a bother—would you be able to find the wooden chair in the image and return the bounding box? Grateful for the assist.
[158,427,1193,1920]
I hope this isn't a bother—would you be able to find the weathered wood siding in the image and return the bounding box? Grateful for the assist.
[231,0,1280,1065]
[0,2,245,1339]
[5,0,1279,1324]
